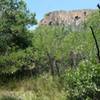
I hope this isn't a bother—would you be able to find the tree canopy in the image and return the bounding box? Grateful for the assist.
[0,0,37,55]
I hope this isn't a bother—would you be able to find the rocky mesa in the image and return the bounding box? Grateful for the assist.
[40,9,94,26]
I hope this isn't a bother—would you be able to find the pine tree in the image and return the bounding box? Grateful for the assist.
[0,0,37,55]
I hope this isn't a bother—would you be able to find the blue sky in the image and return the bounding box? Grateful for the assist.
[26,0,99,21]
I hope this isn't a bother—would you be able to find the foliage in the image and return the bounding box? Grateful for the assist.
[86,10,100,30]
[57,9,100,100]
[32,24,98,75]
[0,0,37,55]
[32,26,69,75]
[0,48,34,73]
[0,1,100,99]
[0,96,18,100]
[86,10,100,48]
[0,74,66,100]
[62,60,100,100]
[0,0,36,74]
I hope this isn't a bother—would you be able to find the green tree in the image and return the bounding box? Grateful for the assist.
[32,26,68,76]
[0,0,37,55]
[32,26,89,76]
[0,0,37,74]
[86,10,100,62]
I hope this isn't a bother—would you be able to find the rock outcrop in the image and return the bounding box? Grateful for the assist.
[40,9,94,26]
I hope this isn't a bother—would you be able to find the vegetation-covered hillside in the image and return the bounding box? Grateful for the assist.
[0,0,100,100]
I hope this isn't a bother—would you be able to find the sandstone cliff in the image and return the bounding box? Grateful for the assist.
[40,9,94,26]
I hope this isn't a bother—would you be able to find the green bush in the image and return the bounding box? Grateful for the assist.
[62,60,100,100]
[0,48,34,74]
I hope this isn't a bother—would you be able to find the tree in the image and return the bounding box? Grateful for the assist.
[0,0,37,55]
[86,10,100,62]
[32,26,86,76]
[0,0,37,74]
[32,26,68,76]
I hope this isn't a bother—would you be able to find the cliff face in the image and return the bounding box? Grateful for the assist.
[40,9,94,26]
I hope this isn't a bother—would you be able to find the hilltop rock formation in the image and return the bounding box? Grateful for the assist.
[40,9,94,26]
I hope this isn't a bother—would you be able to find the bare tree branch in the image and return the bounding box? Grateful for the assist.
[90,26,100,63]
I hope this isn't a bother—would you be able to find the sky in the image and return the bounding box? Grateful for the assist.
[26,0,100,21]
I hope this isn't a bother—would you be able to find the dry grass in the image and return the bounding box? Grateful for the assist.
[0,74,66,100]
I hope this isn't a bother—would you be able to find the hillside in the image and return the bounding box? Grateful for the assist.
[0,0,100,99]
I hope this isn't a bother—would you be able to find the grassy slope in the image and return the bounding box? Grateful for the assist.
[0,74,66,100]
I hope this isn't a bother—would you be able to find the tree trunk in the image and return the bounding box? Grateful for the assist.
[46,52,55,76]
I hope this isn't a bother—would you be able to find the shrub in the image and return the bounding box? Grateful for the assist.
[62,60,100,100]
[0,48,34,74]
